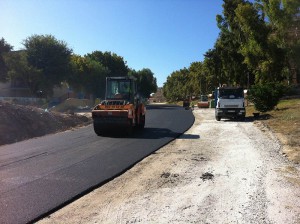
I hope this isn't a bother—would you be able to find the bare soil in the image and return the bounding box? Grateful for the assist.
[39,108,300,224]
[0,101,91,146]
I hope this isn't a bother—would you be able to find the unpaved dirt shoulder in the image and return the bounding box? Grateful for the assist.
[39,108,300,224]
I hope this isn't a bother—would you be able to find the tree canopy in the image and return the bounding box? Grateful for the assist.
[23,34,73,97]
[69,54,109,98]
[0,38,13,82]
[1,35,157,100]
[163,0,300,102]
[86,51,129,77]
[70,52,157,99]
[129,68,157,98]
[163,68,191,102]
[4,50,42,95]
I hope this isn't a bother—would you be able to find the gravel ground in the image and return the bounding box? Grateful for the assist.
[39,108,300,224]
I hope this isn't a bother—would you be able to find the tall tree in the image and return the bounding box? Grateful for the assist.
[130,68,157,98]
[255,0,300,83]
[0,38,13,82]
[235,2,286,83]
[189,61,203,95]
[69,55,109,98]
[86,51,128,77]
[203,48,223,89]
[163,68,190,102]
[3,51,42,95]
[23,34,73,97]
[215,0,252,87]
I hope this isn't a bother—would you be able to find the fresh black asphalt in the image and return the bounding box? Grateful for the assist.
[0,104,194,224]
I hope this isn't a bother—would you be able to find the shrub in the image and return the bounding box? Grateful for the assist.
[248,82,286,112]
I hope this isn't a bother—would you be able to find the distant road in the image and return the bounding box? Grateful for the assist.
[0,104,194,224]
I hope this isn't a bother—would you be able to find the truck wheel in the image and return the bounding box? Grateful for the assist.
[239,115,245,121]
[216,116,221,121]
[93,123,103,136]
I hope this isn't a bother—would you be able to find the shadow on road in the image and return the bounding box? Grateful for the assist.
[146,104,181,110]
[178,133,200,139]
[100,127,199,140]
[135,127,199,140]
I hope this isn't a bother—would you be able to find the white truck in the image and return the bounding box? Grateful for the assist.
[214,86,245,121]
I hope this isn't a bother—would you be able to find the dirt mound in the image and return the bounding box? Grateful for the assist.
[0,101,91,146]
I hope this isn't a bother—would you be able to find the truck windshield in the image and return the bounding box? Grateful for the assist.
[106,80,132,101]
[218,88,243,99]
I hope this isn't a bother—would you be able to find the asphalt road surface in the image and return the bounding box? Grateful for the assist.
[0,104,194,224]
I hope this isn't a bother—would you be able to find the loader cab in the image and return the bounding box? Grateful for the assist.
[105,77,137,103]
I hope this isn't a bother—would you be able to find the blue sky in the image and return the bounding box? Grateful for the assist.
[0,0,223,87]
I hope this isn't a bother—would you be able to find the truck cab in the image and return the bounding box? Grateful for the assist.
[214,87,245,121]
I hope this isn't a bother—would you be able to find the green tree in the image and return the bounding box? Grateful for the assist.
[3,51,42,95]
[129,68,157,98]
[203,48,223,89]
[163,68,190,102]
[23,34,73,97]
[256,0,300,43]
[248,82,286,112]
[235,2,286,83]
[69,55,109,98]
[255,0,300,83]
[0,38,13,82]
[212,0,287,85]
[86,51,128,77]
[189,61,204,96]
[215,1,254,86]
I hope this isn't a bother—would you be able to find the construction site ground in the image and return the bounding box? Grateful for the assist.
[38,107,300,224]
[0,101,91,146]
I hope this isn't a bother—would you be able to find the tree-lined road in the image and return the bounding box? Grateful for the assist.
[0,104,194,224]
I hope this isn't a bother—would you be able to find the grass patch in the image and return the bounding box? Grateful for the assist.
[263,99,300,147]
[247,98,300,163]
